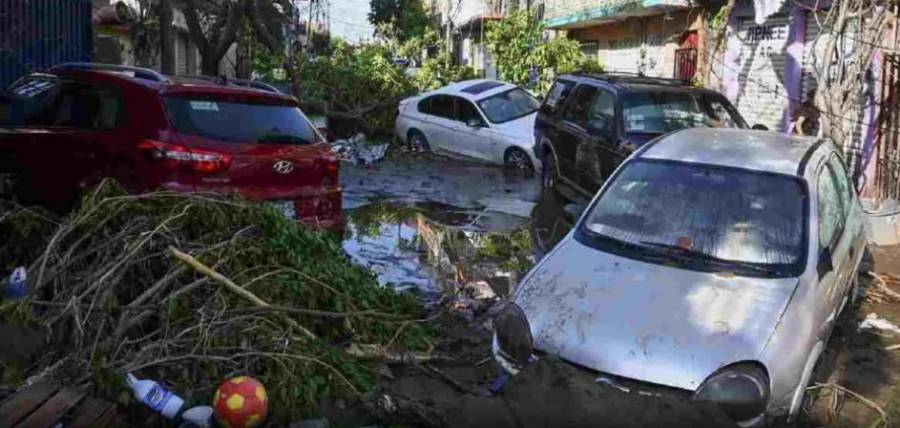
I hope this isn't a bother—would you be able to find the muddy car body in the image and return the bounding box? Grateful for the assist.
[494,128,867,426]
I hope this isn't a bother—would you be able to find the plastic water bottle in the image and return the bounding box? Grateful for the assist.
[5,267,26,299]
[126,373,185,420]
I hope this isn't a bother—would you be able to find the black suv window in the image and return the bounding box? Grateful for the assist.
[29,82,125,129]
[585,89,615,138]
[562,85,598,128]
[543,80,575,115]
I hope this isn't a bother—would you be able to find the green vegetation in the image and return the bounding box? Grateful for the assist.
[486,10,600,93]
[369,0,431,41]
[0,182,434,421]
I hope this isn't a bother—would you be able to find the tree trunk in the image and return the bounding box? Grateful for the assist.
[183,0,245,77]
[699,0,736,87]
[201,55,221,76]
[159,0,176,75]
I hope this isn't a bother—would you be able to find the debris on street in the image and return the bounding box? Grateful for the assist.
[859,313,900,335]
[332,133,389,166]
[0,180,433,423]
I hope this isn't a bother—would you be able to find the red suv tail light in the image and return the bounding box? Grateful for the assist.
[138,140,232,174]
[320,156,339,186]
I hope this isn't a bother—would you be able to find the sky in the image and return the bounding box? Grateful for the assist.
[329,0,376,42]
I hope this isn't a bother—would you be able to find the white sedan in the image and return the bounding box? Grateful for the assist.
[395,80,541,171]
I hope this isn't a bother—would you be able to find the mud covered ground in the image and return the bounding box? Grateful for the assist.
[801,246,900,428]
[337,156,900,428]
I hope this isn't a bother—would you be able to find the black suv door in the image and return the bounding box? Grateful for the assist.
[577,87,623,192]
[555,85,598,186]
[556,85,622,193]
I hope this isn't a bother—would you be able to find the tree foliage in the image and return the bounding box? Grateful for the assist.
[368,0,431,41]
[253,26,476,138]
[485,10,592,93]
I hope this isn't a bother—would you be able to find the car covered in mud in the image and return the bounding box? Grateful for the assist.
[493,128,867,426]
[395,79,541,170]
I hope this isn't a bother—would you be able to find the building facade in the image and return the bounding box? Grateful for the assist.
[92,0,235,77]
[542,0,703,80]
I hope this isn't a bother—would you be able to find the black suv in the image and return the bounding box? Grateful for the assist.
[535,73,748,198]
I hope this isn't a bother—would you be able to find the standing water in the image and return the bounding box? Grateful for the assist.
[340,157,584,301]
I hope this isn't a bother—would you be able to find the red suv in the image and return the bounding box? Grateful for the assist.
[0,63,341,229]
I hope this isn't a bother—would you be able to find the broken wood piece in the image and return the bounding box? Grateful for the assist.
[0,383,58,427]
[345,343,454,364]
[14,387,85,428]
[169,246,317,340]
[867,271,900,301]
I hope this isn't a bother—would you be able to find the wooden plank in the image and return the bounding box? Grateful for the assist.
[0,383,58,428]
[88,406,121,428]
[14,387,84,428]
[67,397,114,428]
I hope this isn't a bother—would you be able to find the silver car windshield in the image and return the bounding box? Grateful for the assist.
[477,88,539,124]
[579,159,807,277]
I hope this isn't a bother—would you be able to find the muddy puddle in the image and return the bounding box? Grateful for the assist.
[341,195,586,301]
[340,157,587,301]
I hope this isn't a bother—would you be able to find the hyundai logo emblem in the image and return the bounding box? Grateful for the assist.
[273,160,294,174]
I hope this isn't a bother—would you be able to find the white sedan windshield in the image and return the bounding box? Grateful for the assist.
[478,88,539,124]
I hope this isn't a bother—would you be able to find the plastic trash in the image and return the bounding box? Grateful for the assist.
[489,374,510,393]
[126,373,185,420]
[5,267,26,299]
[178,405,214,428]
[859,313,900,335]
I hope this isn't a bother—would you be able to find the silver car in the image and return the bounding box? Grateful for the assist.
[493,128,867,426]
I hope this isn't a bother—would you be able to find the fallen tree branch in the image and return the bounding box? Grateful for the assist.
[808,382,890,428]
[346,343,454,364]
[228,305,414,320]
[169,246,317,340]
[868,271,900,301]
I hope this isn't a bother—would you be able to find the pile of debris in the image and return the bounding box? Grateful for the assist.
[331,134,389,166]
[0,181,434,423]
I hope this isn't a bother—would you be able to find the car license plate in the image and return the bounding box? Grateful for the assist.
[269,200,296,219]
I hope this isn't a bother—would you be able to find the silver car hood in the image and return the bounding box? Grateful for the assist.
[514,238,797,391]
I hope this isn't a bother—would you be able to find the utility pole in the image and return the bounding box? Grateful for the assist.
[445,0,453,54]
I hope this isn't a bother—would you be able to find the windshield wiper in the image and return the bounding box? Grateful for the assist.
[638,241,782,276]
[257,134,311,145]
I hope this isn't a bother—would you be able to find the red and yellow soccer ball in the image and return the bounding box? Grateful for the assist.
[212,376,268,428]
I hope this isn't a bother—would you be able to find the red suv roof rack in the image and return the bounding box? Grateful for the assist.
[50,62,167,82]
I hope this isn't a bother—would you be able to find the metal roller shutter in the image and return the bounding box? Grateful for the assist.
[729,15,790,130]
[643,32,665,77]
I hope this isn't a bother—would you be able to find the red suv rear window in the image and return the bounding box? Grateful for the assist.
[163,96,319,144]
